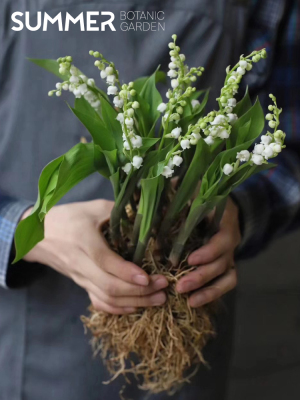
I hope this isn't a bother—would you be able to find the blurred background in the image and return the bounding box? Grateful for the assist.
[228,230,300,399]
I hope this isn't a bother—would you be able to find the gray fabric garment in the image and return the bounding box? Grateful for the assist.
[0,1,249,399]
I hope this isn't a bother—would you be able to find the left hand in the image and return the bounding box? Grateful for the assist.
[176,197,241,308]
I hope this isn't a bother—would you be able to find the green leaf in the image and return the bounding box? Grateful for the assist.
[133,71,166,95]
[179,89,209,132]
[139,137,160,153]
[233,86,252,118]
[69,106,116,151]
[28,58,70,80]
[228,98,265,149]
[14,143,97,262]
[110,169,120,198]
[140,67,162,125]
[100,97,123,152]
[74,97,100,120]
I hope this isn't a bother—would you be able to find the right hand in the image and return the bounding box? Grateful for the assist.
[22,200,168,314]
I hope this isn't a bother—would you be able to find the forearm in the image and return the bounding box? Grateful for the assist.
[0,194,33,288]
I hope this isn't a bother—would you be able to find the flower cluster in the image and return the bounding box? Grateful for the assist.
[48,56,100,109]
[157,35,204,132]
[222,94,285,175]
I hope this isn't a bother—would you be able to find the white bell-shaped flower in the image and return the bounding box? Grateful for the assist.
[191,99,200,109]
[253,143,265,155]
[260,135,272,145]
[251,154,264,165]
[262,145,274,160]
[223,163,233,175]
[172,155,183,167]
[170,127,182,139]
[107,86,118,95]
[132,156,143,169]
[100,70,107,79]
[171,79,179,89]
[157,103,167,113]
[204,136,214,145]
[162,166,174,178]
[236,150,250,162]
[131,136,143,149]
[122,163,132,175]
[180,139,190,149]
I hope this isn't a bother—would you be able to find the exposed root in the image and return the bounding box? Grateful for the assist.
[81,228,216,395]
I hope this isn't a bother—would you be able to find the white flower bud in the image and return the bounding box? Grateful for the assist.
[122,163,132,175]
[132,101,140,109]
[190,132,201,145]
[171,56,176,62]
[157,102,167,113]
[179,54,186,61]
[73,88,82,98]
[162,166,174,178]
[237,67,246,75]
[227,113,238,123]
[253,143,265,155]
[191,99,200,109]
[170,127,182,139]
[127,108,134,117]
[171,79,179,89]
[180,139,190,149]
[79,75,87,83]
[107,86,118,95]
[228,76,237,83]
[62,84,69,91]
[78,83,88,95]
[167,70,178,78]
[125,117,134,127]
[236,150,250,162]
[172,155,183,167]
[239,60,248,68]
[131,135,142,149]
[100,70,107,79]
[105,66,114,75]
[56,83,62,90]
[87,78,95,87]
[227,98,237,107]
[218,129,230,139]
[168,62,177,69]
[246,63,253,71]
[106,75,116,85]
[116,113,124,124]
[113,96,124,108]
[223,163,233,175]
[70,65,78,76]
[260,135,272,145]
[269,143,282,153]
[56,91,61,97]
[70,76,79,84]
[211,115,227,125]
[204,136,214,145]
[132,156,143,169]
[123,140,130,150]
[262,145,274,160]
[251,154,264,165]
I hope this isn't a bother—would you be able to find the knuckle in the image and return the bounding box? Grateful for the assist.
[105,282,118,297]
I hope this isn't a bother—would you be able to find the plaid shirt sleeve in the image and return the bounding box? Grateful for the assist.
[233,0,300,258]
[0,194,33,288]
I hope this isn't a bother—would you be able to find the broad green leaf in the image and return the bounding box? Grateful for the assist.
[74,97,100,120]
[139,137,160,153]
[228,98,265,149]
[100,97,123,152]
[110,169,120,198]
[133,70,166,95]
[14,143,98,262]
[102,149,118,175]
[69,106,116,151]
[140,67,162,125]
[233,86,252,118]
[28,58,70,80]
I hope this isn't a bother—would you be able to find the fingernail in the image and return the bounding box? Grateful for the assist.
[151,292,166,306]
[133,274,149,286]
[123,307,136,313]
[177,281,196,293]
[153,277,168,290]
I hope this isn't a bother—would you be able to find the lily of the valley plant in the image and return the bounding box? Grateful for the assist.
[14,34,285,267]
[14,34,285,394]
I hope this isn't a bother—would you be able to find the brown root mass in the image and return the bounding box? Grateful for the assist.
[81,221,216,395]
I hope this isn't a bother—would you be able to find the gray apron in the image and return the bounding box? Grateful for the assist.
[0,1,249,399]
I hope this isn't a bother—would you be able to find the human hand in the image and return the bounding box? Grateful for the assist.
[22,200,168,314]
[176,197,241,307]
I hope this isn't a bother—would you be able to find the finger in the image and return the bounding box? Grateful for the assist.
[70,251,168,297]
[90,285,167,308]
[188,229,232,265]
[189,268,237,308]
[88,272,168,298]
[88,234,152,287]
[176,257,229,294]
[89,293,137,315]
